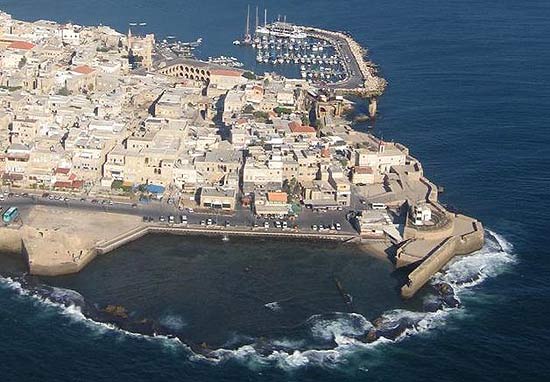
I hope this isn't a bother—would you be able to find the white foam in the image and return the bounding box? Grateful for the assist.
[264,301,282,311]
[160,314,187,331]
[0,229,518,371]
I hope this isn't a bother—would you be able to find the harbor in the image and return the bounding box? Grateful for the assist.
[234,7,386,95]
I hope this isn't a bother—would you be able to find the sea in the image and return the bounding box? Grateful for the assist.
[0,0,549,381]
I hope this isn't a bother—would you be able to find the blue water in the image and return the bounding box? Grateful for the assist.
[1,0,550,380]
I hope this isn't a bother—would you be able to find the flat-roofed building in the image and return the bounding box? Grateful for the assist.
[200,187,236,210]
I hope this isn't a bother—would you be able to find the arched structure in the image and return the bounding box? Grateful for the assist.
[155,58,212,82]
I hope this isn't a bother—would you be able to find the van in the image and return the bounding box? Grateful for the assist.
[371,203,387,210]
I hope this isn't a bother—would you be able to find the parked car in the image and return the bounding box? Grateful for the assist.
[335,223,342,231]
[264,221,270,229]
[168,215,175,224]
[159,216,166,222]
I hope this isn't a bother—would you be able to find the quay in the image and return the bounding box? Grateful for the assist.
[302,26,386,95]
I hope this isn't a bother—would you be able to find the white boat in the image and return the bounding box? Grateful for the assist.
[233,40,241,45]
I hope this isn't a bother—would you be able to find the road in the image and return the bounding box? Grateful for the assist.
[2,193,359,235]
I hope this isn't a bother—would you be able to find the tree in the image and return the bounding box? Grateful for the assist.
[57,86,70,96]
[243,104,255,113]
[242,71,256,80]
[18,57,27,69]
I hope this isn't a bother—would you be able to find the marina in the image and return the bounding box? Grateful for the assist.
[233,7,385,95]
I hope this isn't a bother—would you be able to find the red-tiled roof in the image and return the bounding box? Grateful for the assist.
[55,167,71,175]
[354,166,374,174]
[210,69,242,77]
[288,122,316,134]
[72,65,95,75]
[54,180,83,189]
[267,192,288,203]
[8,41,35,50]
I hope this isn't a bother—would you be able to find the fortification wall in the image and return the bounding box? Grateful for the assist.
[401,221,484,298]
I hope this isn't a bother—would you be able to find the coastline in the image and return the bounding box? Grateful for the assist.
[0,11,484,299]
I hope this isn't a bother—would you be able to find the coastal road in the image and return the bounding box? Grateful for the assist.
[2,194,358,235]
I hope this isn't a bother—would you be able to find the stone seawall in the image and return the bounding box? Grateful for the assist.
[401,221,485,299]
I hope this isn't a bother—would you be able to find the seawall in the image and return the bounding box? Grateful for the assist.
[401,220,485,299]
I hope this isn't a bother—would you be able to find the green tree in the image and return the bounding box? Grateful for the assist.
[242,71,256,80]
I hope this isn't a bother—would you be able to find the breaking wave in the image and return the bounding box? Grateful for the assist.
[0,229,516,370]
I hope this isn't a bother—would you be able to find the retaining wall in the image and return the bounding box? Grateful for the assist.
[401,221,484,299]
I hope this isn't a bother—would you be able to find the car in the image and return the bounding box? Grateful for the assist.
[148,217,154,222]
[131,203,137,208]
[42,193,50,198]
[108,200,114,205]
[180,215,188,224]
[282,221,288,229]
[200,220,206,226]
[312,224,318,231]
[337,206,343,211]
[264,221,270,229]
[206,219,213,226]
[274,221,281,228]
[186,207,194,213]
[168,215,175,224]
[7,193,14,197]
[225,220,231,227]
[91,199,98,204]
[330,224,336,230]
[335,223,342,231]
[22,193,29,198]
[159,216,166,222]
[80,197,87,202]
[142,216,149,222]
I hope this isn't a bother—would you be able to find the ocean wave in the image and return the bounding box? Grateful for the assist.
[187,229,517,370]
[0,228,517,371]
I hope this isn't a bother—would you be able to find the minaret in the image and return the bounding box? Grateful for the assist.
[127,27,132,50]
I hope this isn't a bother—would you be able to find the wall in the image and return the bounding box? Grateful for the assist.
[401,221,484,299]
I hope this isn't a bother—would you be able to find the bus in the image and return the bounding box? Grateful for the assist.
[2,206,19,223]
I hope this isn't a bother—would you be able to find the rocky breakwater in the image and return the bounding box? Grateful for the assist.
[0,205,142,276]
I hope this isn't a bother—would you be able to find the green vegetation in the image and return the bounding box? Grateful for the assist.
[253,111,270,123]
[242,71,256,80]
[243,104,255,114]
[0,85,22,92]
[274,106,293,116]
[301,114,310,126]
[96,46,110,52]
[111,180,124,190]
[282,177,302,204]
[56,86,70,96]
[18,57,27,69]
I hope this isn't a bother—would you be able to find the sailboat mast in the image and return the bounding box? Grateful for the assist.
[264,8,267,27]
[255,6,259,33]
[245,5,250,37]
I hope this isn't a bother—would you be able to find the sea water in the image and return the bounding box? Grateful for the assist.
[0,0,549,381]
